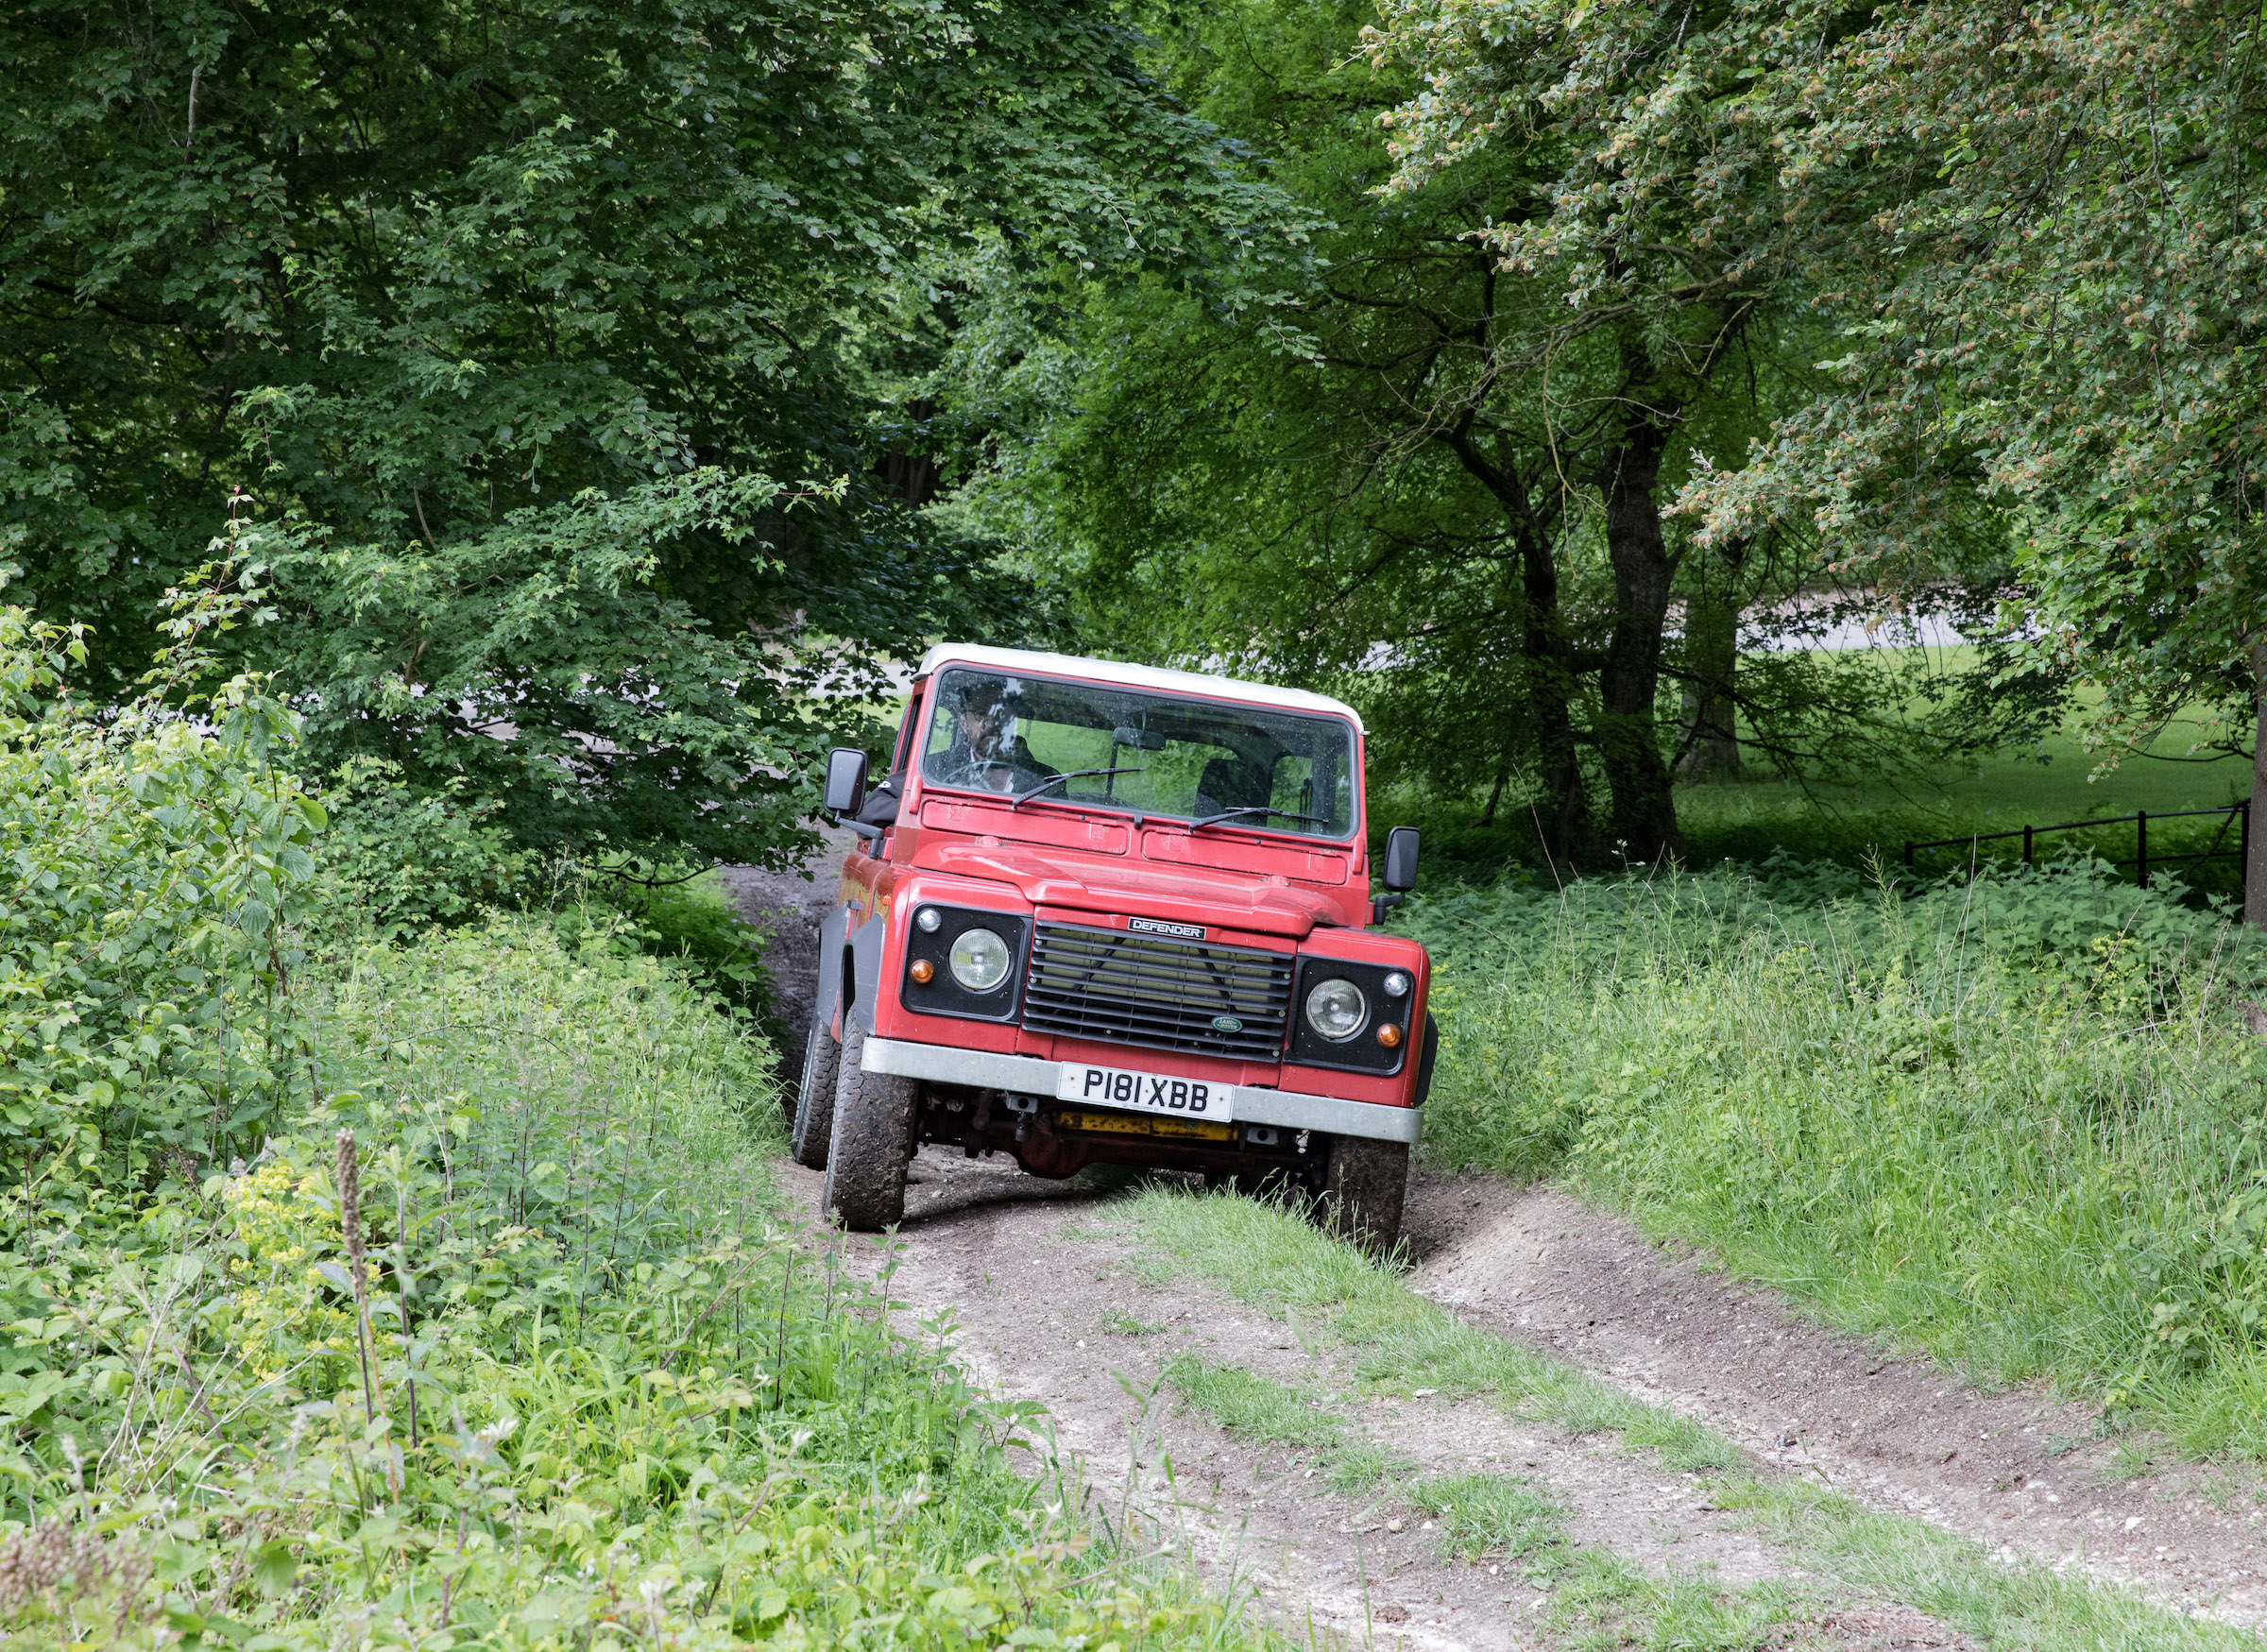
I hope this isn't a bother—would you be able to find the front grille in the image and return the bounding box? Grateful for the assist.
[1022,923,1293,1061]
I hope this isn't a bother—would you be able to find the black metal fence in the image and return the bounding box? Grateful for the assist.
[1903,800,2251,889]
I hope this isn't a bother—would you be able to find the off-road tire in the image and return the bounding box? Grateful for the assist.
[790,997,842,1170]
[822,1021,918,1230]
[1320,1135,1407,1253]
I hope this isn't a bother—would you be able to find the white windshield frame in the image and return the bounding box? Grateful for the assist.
[913,667,1362,844]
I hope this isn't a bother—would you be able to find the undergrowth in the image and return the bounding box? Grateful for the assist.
[1,921,1268,1648]
[1398,862,2267,1456]
[0,595,1265,1649]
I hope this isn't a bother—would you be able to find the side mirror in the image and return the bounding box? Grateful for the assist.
[823,746,869,816]
[1383,826,1421,892]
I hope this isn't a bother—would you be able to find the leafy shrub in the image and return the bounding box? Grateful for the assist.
[312,759,548,936]
[312,760,776,1019]
[575,861,772,1014]
[0,918,1261,1650]
[1400,861,2267,1456]
[0,589,1255,1647]
[0,601,323,1201]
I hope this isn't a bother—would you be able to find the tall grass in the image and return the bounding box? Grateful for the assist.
[1404,864,2267,1456]
[1,918,1271,1650]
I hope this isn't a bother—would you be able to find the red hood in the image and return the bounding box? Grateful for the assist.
[915,839,1343,939]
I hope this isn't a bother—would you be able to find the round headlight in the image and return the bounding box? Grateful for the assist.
[1304,977,1369,1041]
[948,927,1013,992]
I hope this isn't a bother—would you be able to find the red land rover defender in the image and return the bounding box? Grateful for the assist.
[793,645,1434,1248]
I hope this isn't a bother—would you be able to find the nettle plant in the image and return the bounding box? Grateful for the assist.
[0,569,325,1209]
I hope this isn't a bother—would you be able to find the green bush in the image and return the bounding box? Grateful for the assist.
[1401,863,2267,1456]
[0,597,1261,1651]
[313,766,772,1017]
[579,862,772,1015]
[0,917,1262,1650]
[0,602,323,1200]
[313,759,548,936]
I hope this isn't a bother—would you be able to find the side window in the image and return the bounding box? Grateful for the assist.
[892,686,927,779]
[924,704,963,764]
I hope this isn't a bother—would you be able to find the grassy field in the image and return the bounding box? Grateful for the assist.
[1394,862,2267,1461]
[1386,645,2256,902]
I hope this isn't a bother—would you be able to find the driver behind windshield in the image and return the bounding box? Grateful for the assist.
[926,675,1056,792]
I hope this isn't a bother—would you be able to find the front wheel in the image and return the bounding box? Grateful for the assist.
[1320,1136,1407,1253]
[823,1021,918,1231]
[791,995,842,1170]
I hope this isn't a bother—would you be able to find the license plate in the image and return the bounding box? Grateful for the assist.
[1060,1110,1236,1143]
[1055,1063,1236,1121]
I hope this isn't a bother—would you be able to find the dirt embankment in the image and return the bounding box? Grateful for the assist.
[716,822,855,1086]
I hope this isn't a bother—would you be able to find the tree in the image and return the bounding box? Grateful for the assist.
[0,0,1286,862]
[961,0,1968,865]
[1662,1,2267,920]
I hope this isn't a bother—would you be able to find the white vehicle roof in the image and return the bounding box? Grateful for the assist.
[913,643,1365,734]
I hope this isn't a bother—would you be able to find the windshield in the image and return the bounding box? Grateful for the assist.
[918,668,1357,840]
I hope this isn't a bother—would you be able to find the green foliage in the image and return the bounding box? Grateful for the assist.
[0,596,323,1199]
[584,865,773,1015]
[0,918,1268,1651]
[0,599,1266,1648]
[956,0,2023,870]
[0,0,1303,867]
[313,760,548,936]
[1398,864,2267,1454]
[1658,1,2267,758]
[310,764,772,1013]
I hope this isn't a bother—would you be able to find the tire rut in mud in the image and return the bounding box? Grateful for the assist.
[1399,1175,2267,1627]
[783,1151,1986,1651]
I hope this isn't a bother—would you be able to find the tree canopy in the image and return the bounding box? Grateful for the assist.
[0,0,1294,861]
[949,0,2047,868]
[5,0,2259,911]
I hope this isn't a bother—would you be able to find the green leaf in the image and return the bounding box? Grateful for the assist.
[250,1540,298,1596]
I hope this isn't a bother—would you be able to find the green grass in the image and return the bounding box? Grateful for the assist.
[1398,864,2267,1459]
[1160,1342,1804,1645]
[1376,643,2254,902]
[1406,1471,1567,1563]
[1321,1439,1407,1496]
[1,920,1275,1652]
[1163,1353,1343,1452]
[1108,1188,2266,1652]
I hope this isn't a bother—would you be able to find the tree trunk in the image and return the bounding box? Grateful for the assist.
[1475,757,1509,827]
[1677,536,1744,784]
[1438,426,1593,863]
[1518,521,1594,862]
[2247,639,2267,928]
[1596,412,1684,864]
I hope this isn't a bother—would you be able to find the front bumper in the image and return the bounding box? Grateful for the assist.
[861,1035,1423,1146]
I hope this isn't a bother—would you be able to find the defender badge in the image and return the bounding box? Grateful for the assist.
[1211,1015,1244,1033]
[1129,915,1205,940]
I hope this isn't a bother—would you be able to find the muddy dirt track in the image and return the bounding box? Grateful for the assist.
[727,860,2267,1648]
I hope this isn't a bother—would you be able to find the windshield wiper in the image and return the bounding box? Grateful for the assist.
[1187,804,1335,831]
[1009,766,1148,809]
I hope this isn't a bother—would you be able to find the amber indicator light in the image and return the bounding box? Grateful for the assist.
[1375,1023,1402,1049]
[910,959,935,984]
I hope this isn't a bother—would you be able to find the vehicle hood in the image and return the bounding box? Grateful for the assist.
[916,840,1340,939]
